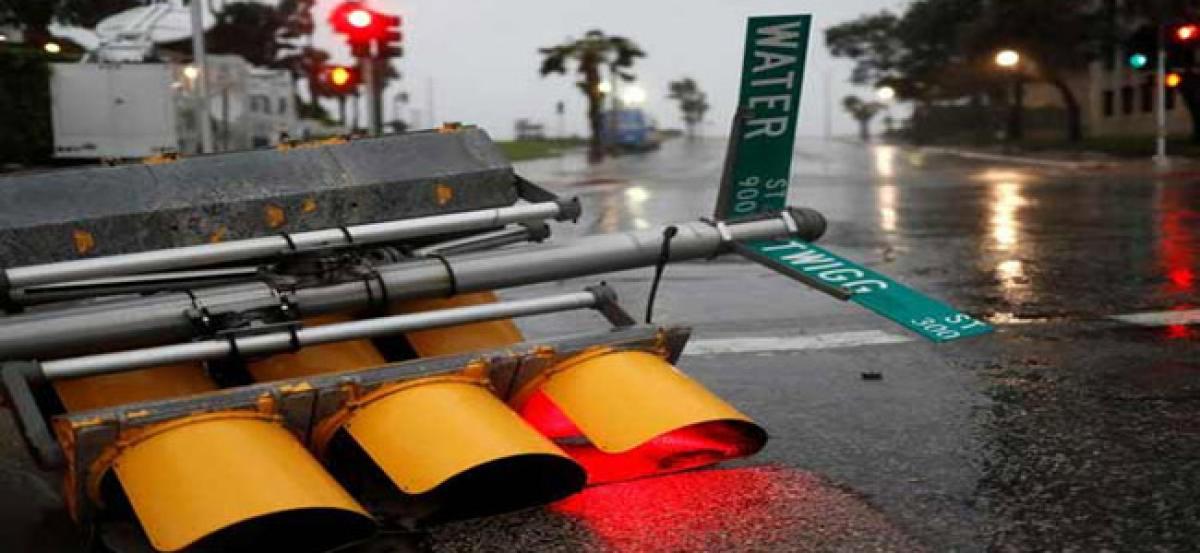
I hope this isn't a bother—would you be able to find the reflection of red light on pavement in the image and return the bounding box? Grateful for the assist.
[553,467,782,552]
[520,390,761,484]
[1158,197,1196,294]
[1168,268,1194,289]
[551,465,923,552]
[1166,324,1189,339]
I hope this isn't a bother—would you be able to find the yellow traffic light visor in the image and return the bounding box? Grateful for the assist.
[512,350,768,484]
[323,376,586,523]
[104,413,375,552]
[55,364,374,552]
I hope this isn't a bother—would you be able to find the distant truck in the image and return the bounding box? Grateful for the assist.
[601,109,661,152]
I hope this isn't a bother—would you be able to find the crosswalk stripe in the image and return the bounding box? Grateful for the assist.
[683,330,914,356]
[1110,309,1200,327]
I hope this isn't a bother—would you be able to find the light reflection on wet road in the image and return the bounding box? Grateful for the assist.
[1,137,1197,552]
[490,137,1200,552]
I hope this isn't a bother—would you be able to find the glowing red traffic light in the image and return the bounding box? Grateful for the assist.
[346,8,373,29]
[1167,72,1184,88]
[1176,24,1199,42]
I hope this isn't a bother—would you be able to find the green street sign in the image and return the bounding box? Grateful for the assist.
[719,14,992,343]
[715,15,811,218]
[741,239,993,342]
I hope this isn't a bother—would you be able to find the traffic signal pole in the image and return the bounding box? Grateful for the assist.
[0,209,826,360]
[364,56,382,135]
[1156,22,1169,166]
[188,0,214,153]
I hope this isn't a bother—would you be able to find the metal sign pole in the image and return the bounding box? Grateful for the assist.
[189,0,214,153]
[40,289,604,379]
[364,56,381,135]
[0,210,825,360]
[1155,22,1169,166]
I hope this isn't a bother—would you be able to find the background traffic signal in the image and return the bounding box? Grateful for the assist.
[321,64,360,95]
[329,2,403,59]
[1127,23,1199,70]
[1175,23,1200,43]
[376,12,403,59]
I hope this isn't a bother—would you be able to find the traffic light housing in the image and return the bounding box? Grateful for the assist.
[513,350,768,484]
[376,13,403,59]
[329,2,403,59]
[52,364,375,551]
[1127,25,1156,70]
[245,310,587,524]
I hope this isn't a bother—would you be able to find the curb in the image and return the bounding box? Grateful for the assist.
[919,146,1119,171]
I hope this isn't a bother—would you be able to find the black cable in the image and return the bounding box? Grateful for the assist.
[645,226,678,324]
[279,232,298,252]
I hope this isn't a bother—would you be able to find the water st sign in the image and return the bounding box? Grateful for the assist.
[719,15,992,343]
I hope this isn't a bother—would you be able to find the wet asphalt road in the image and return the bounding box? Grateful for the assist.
[466,138,1200,552]
[3,137,1199,552]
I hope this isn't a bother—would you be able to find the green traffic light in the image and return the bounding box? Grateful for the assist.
[1129,53,1149,69]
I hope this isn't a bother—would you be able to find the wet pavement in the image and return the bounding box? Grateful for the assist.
[484,138,1200,551]
[2,137,1199,551]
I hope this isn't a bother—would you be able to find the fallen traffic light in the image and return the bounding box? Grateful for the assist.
[512,350,767,484]
[246,312,586,524]
[52,363,375,552]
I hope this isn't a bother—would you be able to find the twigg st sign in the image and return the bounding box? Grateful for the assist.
[718,15,992,343]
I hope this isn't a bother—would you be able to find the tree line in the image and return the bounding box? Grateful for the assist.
[826,0,1200,143]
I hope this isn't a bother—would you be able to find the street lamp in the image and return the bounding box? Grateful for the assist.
[621,84,647,106]
[875,86,896,102]
[995,49,1023,146]
[995,49,1020,68]
[183,65,200,81]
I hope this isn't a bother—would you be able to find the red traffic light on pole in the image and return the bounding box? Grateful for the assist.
[329,2,402,57]
[375,13,403,59]
[1175,23,1200,43]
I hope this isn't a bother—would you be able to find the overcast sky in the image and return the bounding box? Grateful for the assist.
[309,0,905,139]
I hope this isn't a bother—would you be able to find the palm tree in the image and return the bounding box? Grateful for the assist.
[667,78,710,138]
[842,95,885,141]
[539,30,645,159]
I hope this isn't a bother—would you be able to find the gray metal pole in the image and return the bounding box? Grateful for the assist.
[0,209,824,360]
[40,290,601,379]
[5,201,572,290]
[1155,22,1169,166]
[364,56,380,135]
[189,0,213,154]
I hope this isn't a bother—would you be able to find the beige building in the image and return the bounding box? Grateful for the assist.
[1012,0,1193,139]
[1087,51,1192,137]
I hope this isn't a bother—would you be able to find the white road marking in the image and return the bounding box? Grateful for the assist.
[683,330,914,356]
[1110,309,1200,327]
